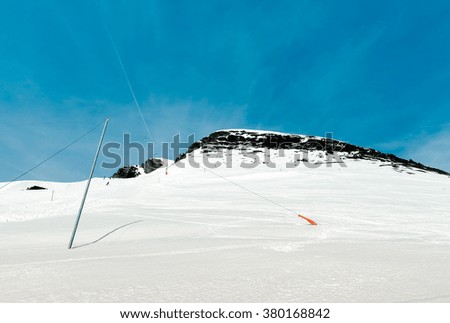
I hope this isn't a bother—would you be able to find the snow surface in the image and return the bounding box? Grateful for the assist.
[1,150,450,302]
[213,128,324,140]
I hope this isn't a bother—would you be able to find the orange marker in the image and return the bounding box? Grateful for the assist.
[298,214,317,225]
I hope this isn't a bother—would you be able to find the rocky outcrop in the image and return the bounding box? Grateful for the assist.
[112,158,164,179]
[175,129,449,175]
[112,166,141,179]
[141,158,164,174]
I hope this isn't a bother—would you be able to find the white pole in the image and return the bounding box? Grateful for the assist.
[68,117,110,249]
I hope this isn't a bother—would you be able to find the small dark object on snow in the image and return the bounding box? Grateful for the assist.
[27,185,47,190]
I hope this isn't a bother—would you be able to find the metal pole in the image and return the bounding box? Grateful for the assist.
[68,117,110,249]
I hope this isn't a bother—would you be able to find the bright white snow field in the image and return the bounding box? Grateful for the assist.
[1,149,449,302]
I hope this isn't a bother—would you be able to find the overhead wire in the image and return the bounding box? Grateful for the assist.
[0,120,105,191]
[94,0,152,141]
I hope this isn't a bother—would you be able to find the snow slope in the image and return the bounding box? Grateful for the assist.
[1,143,450,302]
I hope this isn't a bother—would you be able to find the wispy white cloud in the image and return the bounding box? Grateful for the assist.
[377,126,450,172]
[404,129,450,172]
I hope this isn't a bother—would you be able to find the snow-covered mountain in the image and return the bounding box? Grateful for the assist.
[177,129,449,175]
[0,129,449,302]
[114,129,449,178]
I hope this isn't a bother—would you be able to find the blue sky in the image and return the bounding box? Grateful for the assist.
[1,0,450,182]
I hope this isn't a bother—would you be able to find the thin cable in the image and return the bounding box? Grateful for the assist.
[201,165,317,224]
[0,120,105,191]
[168,152,298,215]
[201,166,299,215]
[167,150,316,223]
[94,0,152,140]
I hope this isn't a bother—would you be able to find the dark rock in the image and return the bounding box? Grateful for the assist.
[141,158,164,174]
[27,185,47,190]
[112,166,140,179]
[112,158,164,179]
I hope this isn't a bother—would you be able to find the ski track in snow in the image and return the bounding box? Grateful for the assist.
[0,244,261,268]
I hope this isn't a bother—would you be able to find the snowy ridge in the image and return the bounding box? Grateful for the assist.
[176,129,449,175]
